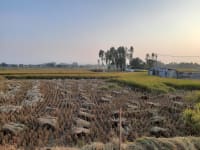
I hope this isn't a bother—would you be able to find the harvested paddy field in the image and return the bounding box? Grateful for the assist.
[0,79,197,148]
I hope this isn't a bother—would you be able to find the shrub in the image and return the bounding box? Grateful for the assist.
[185,91,200,103]
[183,103,200,132]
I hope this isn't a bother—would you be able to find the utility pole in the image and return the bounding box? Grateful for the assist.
[119,107,122,150]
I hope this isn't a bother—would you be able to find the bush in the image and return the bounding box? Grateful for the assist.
[185,91,200,103]
[183,103,200,132]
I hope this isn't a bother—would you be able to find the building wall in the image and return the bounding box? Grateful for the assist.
[178,72,200,79]
[191,73,200,79]
[149,68,200,79]
[149,68,177,78]
[168,70,177,78]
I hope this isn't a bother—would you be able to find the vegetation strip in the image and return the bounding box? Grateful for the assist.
[2,70,200,93]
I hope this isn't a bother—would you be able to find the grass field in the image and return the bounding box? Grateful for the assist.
[1,68,200,93]
[0,68,118,79]
[113,72,200,93]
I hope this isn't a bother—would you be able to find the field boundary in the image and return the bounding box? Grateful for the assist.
[2,70,200,93]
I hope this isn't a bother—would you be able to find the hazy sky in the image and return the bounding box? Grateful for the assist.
[0,0,200,64]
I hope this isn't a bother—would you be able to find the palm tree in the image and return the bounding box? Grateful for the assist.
[146,53,150,68]
[146,53,150,62]
[152,53,155,60]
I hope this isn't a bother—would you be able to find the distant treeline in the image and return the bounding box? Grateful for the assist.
[1,54,200,71]
[0,62,102,69]
[129,57,200,70]
[0,62,79,68]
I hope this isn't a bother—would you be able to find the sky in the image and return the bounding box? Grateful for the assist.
[0,0,200,64]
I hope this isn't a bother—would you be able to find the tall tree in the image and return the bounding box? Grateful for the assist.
[98,46,134,71]
[117,46,126,71]
[98,50,105,66]
[127,46,134,64]
[105,50,111,70]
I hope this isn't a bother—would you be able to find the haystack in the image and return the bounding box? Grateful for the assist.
[150,126,169,137]
[79,111,95,120]
[75,118,91,128]
[0,105,22,113]
[99,97,111,103]
[72,127,90,135]
[38,116,58,130]
[2,122,27,135]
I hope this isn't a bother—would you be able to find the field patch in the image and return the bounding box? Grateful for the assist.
[2,69,200,93]
[0,79,197,148]
[112,72,200,93]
